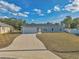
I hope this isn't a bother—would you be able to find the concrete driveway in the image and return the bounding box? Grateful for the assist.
[0,34,61,59]
[0,34,46,50]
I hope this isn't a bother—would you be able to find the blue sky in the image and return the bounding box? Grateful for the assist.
[0,0,79,23]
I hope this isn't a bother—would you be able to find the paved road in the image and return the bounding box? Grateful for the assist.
[0,34,61,59]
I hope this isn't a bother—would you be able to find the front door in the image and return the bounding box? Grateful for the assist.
[37,28,42,34]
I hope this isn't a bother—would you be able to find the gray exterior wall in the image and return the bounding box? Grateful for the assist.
[22,24,64,33]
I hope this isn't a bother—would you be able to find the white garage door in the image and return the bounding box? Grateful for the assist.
[22,27,37,34]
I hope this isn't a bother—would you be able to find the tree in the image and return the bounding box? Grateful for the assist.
[62,16,72,28]
[0,18,26,30]
[73,18,79,29]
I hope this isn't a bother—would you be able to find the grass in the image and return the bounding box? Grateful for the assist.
[0,32,20,48]
[37,32,79,59]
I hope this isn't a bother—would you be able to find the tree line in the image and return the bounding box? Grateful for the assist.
[62,16,79,29]
[0,16,79,30]
[0,18,26,30]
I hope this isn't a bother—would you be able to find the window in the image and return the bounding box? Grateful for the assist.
[43,28,47,32]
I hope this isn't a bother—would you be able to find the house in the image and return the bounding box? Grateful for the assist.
[21,23,64,34]
[0,22,13,34]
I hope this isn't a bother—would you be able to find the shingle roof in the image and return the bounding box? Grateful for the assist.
[0,22,11,27]
[23,24,60,27]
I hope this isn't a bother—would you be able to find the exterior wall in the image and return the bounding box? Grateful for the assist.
[0,27,11,34]
[22,25,64,34]
[41,27,53,32]
[53,26,63,32]
[41,26,64,32]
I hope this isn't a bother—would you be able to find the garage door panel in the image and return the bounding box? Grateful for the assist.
[22,27,37,34]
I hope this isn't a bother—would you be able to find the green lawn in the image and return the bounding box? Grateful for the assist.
[0,32,20,48]
[37,32,79,59]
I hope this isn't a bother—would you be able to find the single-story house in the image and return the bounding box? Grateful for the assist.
[21,24,64,34]
[0,22,13,34]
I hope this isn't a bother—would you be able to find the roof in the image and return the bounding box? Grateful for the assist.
[0,22,11,27]
[22,24,61,27]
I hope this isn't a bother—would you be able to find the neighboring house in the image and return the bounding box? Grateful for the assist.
[0,22,13,34]
[21,24,64,34]
[64,29,79,34]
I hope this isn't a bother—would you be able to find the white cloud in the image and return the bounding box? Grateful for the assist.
[33,8,44,16]
[69,0,73,2]
[39,14,44,16]
[33,9,41,13]
[24,12,30,14]
[0,8,7,11]
[12,12,28,17]
[54,5,60,11]
[32,19,34,22]
[18,13,28,17]
[0,7,12,14]
[64,0,79,12]
[47,9,52,13]
[0,16,9,18]
[0,8,8,13]
[0,1,21,12]
[12,13,17,16]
